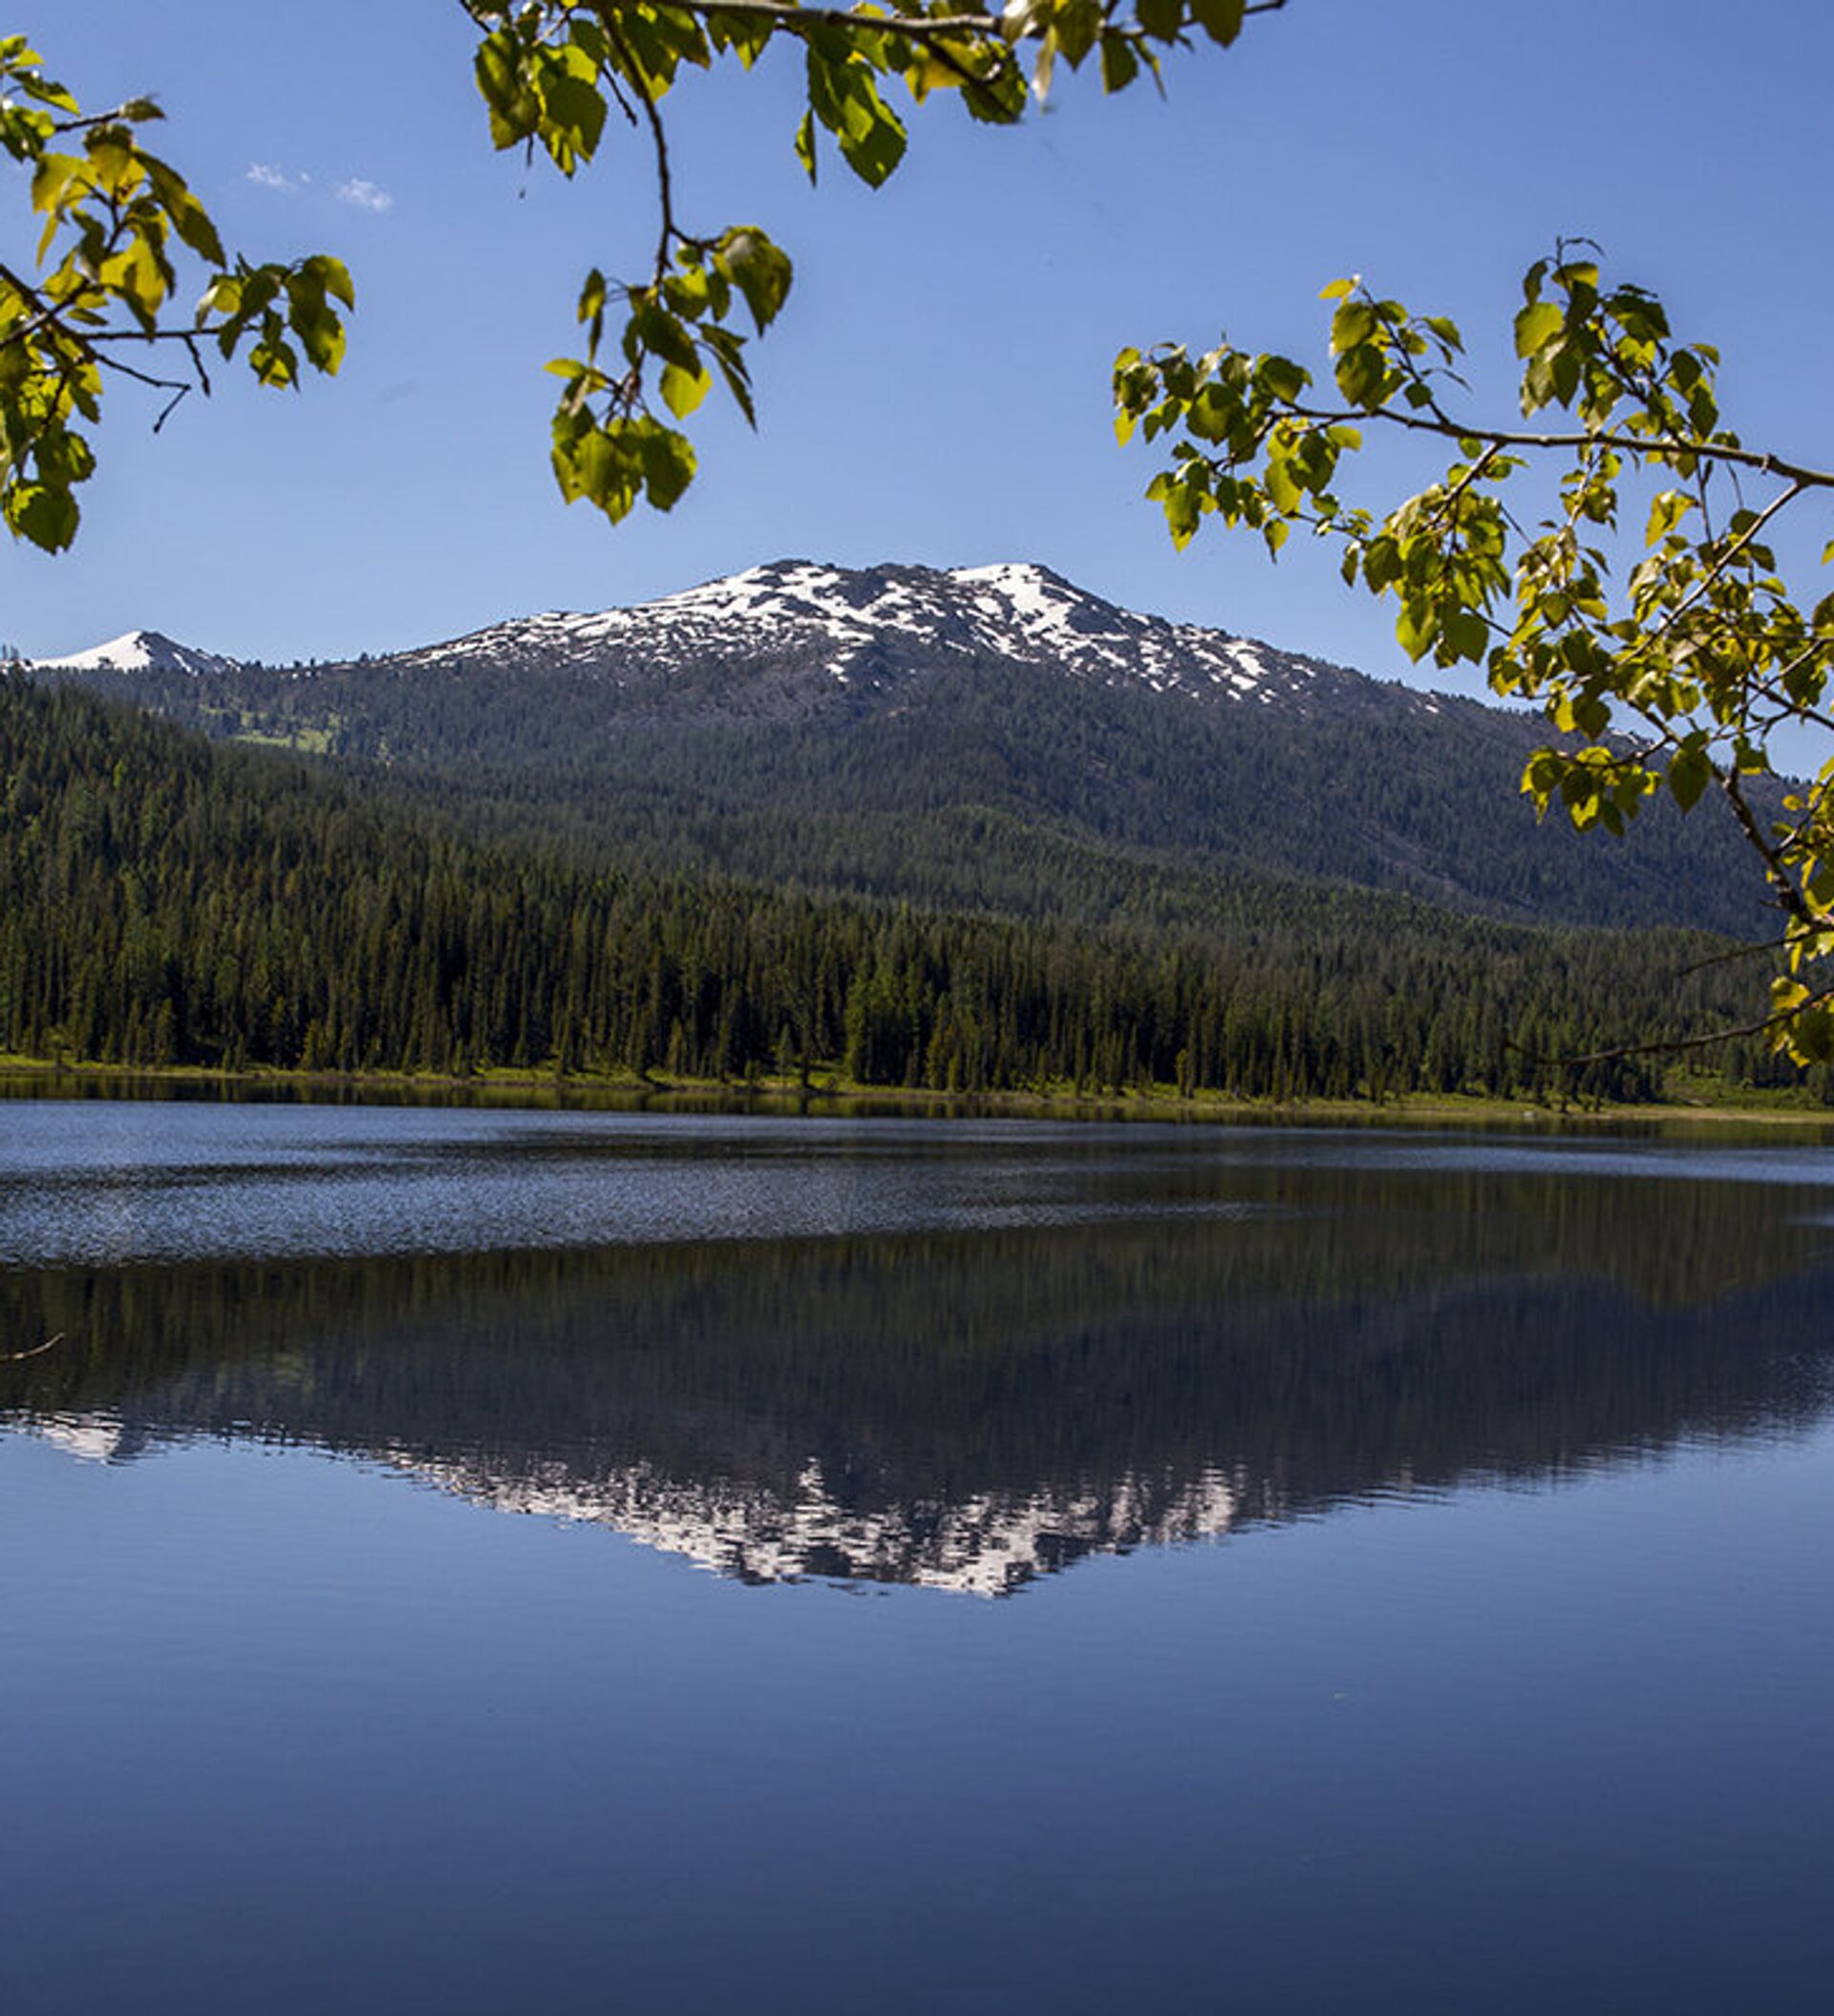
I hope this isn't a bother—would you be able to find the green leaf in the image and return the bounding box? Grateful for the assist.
[1646,490,1692,547]
[1334,343,1386,408]
[532,45,607,175]
[305,255,356,312]
[1189,0,1248,46]
[1422,314,1463,354]
[1362,535,1402,591]
[247,333,298,388]
[578,266,608,334]
[1786,1005,1834,1066]
[1098,31,1139,93]
[142,154,225,266]
[1184,384,1234,443]
[1259,354,1308,403]
[474,30,542,149]
[1053,0,1103,68]
[702,325,757,427]
[1521,749,1566,808]
[659,358,712,419]
[637,422,697,510]
[1668,740,1713,813]
[5,479,80,551]
[288,291,347,375]
[627,297,701,375]
[719,228,793,332]
[1513,300,1563,358]
[1444,611,1488,663]
[837,87,906,187]
[1330,301,1376,354]
[1395,600,1437,662]
[1146,469,1203,549]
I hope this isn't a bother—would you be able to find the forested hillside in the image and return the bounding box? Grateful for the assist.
[0,677,1795,1103]
[35,561,1779,939]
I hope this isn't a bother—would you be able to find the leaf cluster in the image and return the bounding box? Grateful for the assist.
[462,0,1281,521]
[0,35,352,551]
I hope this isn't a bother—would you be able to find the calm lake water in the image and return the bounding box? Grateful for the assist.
[4,1102,1834,2013]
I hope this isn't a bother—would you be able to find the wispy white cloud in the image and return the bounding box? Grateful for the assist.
[337,178,394,214]
[246,162,308,193]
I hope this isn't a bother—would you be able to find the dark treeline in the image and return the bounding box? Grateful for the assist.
[0,676,1805,1102]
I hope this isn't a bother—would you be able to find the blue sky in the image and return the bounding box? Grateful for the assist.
[9,1,1834,706]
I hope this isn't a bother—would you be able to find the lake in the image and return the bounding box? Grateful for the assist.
[4,1101,1833,2013]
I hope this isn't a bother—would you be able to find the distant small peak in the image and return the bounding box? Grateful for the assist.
[26,628,238,676]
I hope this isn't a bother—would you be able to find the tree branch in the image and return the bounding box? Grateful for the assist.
[591,7,675,414]
[654,0,1288,40]
[1721,765,1813,927]
[1273,398,1834,493]
[1641,478,1805,660]
[1510,988,1834,1068]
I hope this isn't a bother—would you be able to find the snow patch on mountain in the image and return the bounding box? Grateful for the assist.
[385,559,1347,707]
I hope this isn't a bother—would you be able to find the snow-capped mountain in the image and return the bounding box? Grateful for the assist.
[24,628,239,678]
[380,558,1359,709]
[22,559,1374,714]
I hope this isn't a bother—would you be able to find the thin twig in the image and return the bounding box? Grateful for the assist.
[151,380,191,433]
[1672,935,1792,978]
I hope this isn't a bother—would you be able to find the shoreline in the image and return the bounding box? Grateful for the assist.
[2,1055,1830,1133]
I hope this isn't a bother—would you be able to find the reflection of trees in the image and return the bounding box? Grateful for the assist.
[4,1158,1832,1591]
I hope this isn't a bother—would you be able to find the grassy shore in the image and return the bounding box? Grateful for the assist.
[1,1052,1829,1131]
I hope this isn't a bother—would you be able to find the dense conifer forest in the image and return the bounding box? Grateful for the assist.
[78,643,1773,939]
[0,676,1806,1103]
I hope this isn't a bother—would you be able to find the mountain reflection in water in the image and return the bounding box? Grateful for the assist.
[5,1146,1832,1595]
